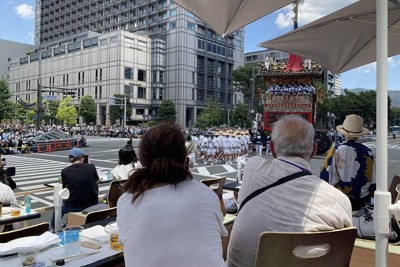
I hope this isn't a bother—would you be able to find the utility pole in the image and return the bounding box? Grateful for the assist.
[36,47,42,130]
[110,96,127,127]
[251,67,255,112]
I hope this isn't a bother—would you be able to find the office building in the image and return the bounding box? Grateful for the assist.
[17,0,244,127]
[9,30,152,125]
[0,40,34,80]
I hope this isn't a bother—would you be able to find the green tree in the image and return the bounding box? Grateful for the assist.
[43,99,60,125]
[195,98,223,129]
[157,99,176,122]
[232,64,265,108]
[79,95,97,124]
[0,79,13,122]
[56,95,77,126]
[317,89,387,130]
[110,94,132,125]
[231,102,251,128]
[11,102,27,123]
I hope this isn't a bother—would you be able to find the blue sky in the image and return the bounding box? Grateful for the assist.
[1,0,400,91]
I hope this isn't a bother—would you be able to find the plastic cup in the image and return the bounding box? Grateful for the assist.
[63,225,83,256]
[11,200,23,217]
[107,222,123,251]
[18,250,38,266]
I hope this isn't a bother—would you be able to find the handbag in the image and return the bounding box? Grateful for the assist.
[352,203,400,243]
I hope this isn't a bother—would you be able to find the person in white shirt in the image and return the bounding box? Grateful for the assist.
[227,115,352,267]
[118,124,227,267]
[112,146,137,180]
[0,182,18,232]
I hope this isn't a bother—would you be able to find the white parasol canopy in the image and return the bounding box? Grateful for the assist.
[173,0,294,37]
[259,0,400,74]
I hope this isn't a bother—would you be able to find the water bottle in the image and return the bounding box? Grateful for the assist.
[25,195,31,213]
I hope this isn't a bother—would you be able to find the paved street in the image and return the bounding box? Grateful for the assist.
[3,135,400,226]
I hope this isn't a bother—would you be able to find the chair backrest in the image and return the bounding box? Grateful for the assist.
[0,222,50,243]
[389,175,400,204]
[201,176,226,216]
[84,207,117,224]
[253,227,357,267]
[107,179,128,208]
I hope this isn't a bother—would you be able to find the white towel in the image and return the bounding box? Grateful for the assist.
[0,231,61,256]
[81,225,108,243]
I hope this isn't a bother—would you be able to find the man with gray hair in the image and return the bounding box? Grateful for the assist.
[227,115,352,267]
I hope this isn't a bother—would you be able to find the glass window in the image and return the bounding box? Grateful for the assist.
[187,22,195,31]
[124,85,134,97]
[138,69,146,81]
[170,9,176,16]
[138,87,146,99]
[170,21,176,29]
[125,67,133,79]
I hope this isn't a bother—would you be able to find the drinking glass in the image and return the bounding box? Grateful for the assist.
[107,222,123,251]
[63,225,83,256]
[11,200,23,217]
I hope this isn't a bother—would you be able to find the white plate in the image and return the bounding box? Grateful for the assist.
[2,207,12,214]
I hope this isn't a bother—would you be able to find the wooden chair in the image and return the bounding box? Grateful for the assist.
[84,207,117,224]
[201,176,226,216]
[253,227,357,267]
[0,222,50,243]
[107,179,127,208]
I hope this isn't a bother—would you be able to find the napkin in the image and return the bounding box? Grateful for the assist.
[81,225,108,243]
[0,231,61,256]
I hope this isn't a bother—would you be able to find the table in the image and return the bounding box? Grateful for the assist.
[0,216,122,267]
[350,239,400,266]
[0,209,40,227]
[44,178,111,188]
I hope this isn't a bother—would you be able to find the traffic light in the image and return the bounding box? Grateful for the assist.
[63,90,77,98]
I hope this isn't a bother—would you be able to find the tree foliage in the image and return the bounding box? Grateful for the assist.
[56,95,77,126]
[317,89,386,129]
[195,98,223,129]
[43,99,60,125]
[231,102,251,128]
[110,94,132,125]
[0,79,13,122]
[232,64,266,109]
[79,95,96,124]
[157,99,176,122]
[11,102,26,123]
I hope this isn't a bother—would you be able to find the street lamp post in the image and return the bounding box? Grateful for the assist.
[251,67,256,112]
[36,47,42,129]
[110,96,127,127]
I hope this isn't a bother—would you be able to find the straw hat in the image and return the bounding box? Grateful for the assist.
[336,114,369,137]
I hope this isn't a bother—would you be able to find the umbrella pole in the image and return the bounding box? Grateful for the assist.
[375,0,390,266]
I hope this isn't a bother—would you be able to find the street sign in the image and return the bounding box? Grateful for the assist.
[32,115,37,121]
[45,95,57,101]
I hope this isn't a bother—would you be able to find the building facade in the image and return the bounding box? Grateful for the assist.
[8,31,152,125]
[244,49,342,96]
[0,40,34,80]
[28,0,244,127]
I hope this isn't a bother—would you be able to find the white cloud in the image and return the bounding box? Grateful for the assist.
[275,0,357,29]
[353,57,400,74]
[28,32,34,40]
[16,4,34,19]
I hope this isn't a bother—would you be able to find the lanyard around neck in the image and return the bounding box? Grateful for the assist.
[278,159,312,175]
